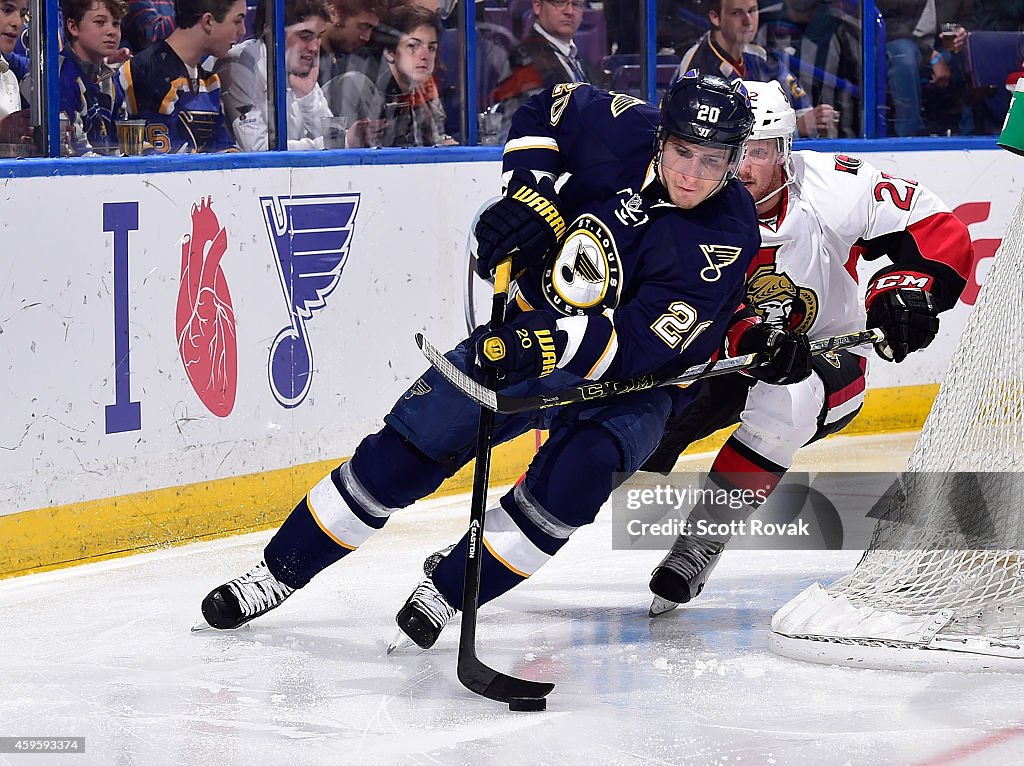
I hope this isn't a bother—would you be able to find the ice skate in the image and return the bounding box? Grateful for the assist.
[648,536,724,617]
[196,560,295,631]
[388,546,458,653]
[393,577,457,650]
[422,543,456,577]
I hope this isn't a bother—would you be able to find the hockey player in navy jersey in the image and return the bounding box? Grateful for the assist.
[195,73,810,648]
[643,80,974,617]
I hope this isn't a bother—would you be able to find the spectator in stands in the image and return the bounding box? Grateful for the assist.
[491,0,596,131]
[678,0,837,137]
[652,0,710,57]
[924,0,975,134]
[319,0,382,86]
[757,0,862,138]
[123,0,175,52]
[877,0,949,137]
[59,0,130,155]
[325,4,454,146]
[120,0,246,152]
[217,0,334,150]
[0,0,30,144]
[972,1,1024,33]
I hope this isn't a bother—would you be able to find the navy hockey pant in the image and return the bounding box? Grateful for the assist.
[264,331,673,607]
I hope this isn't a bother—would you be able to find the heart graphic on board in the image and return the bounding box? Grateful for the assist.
[175,197,237,417]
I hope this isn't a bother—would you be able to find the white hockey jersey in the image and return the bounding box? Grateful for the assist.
[747,150,971,349]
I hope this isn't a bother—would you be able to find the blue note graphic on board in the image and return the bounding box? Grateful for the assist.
[260,193,360,407]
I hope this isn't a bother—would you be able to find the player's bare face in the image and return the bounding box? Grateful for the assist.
[0,0,28,56]
[712,0,759,49]
[659,137,732,209]
[206,0,247,59]
[68,4,121,65]
[737,138,785,210]
[286,18,327,77]
[390,26,439,88]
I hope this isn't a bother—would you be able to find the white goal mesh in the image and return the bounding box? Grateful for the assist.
[769,189,1024,670]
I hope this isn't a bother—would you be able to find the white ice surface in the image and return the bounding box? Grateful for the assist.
[2,433,1023,766]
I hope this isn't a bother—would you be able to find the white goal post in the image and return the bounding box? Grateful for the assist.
[768,187,1024,672]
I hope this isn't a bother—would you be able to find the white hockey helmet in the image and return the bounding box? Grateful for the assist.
[741,79,796,162]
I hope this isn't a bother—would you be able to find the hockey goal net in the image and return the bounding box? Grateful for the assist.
[769,190,1024,671]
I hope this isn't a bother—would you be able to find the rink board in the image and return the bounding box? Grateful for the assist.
[0,147,1017,576]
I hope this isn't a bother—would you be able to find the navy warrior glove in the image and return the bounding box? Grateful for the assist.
[474,169,566,279]
[471,311,568,387]
[737,322,812,385]
[865,271,939,363]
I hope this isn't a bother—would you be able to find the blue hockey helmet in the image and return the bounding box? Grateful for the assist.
[659,70,754,152]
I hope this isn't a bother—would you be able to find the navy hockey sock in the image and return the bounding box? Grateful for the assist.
[431,423,623,606]
[265,426,449,588]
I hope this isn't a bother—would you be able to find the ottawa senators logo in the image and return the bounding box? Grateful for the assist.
[543,214,621,316]
[746,247,818,333]
[834,154,863,174]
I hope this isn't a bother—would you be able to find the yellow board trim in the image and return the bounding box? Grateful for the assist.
[0,384,940,580]
[681,383,940,455]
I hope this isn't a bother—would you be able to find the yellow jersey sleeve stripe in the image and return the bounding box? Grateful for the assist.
[585,328,618,380]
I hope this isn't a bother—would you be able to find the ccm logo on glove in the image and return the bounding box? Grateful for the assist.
[865,271,934,299]
[865,270,939,363]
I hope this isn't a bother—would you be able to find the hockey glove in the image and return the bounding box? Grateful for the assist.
[865,274,939,363]
[471,311,568,387]
[474,169,566,279]
[738,322,813,385]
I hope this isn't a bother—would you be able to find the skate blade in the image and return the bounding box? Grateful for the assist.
[386,627,415,655]
[649,596,680,618]
[190,616,251,633]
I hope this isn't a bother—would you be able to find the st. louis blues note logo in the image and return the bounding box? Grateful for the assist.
[261,193,360,407]
[699,244,743,282]
[543,214,621,315]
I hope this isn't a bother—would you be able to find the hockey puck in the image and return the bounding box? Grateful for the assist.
[507,696,546,712]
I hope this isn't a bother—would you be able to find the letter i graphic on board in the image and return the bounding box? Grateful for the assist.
[103,202,142,434]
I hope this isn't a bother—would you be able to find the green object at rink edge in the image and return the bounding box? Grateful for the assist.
[998,77,1024,156]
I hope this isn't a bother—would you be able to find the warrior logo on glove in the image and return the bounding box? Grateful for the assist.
[510,186,566,240]
[483,337,506,362]
[472,312,568,386]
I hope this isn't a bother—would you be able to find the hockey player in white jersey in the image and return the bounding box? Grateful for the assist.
[644,79,975,617]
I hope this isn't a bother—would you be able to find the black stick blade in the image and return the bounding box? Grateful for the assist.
[458,654,554,703]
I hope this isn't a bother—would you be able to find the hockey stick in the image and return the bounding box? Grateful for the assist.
[417,327,886,415]
[457,258,554,710]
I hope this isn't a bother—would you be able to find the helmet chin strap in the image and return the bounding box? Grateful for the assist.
[754,161,795,208]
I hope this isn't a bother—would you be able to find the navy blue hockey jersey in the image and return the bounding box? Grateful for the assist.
[59,50,126,154]
[120,40,237,153]
[503,84,760,385]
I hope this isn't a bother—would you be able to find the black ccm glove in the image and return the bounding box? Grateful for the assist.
[738,322,813,385]
[474,169,566,279]
[471,312,568,387]
[865,271,939,363]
